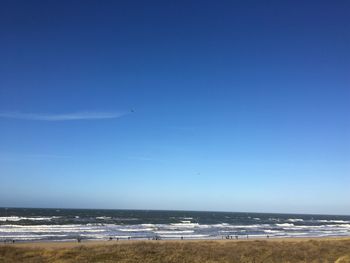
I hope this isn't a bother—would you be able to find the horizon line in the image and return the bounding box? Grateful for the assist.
[1,206,349,217]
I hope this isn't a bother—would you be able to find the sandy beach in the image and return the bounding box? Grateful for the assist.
[1,237,350,262]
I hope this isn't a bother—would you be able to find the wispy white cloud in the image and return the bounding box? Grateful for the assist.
[0,111,128,121]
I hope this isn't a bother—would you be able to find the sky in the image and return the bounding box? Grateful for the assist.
[0,0,349,215]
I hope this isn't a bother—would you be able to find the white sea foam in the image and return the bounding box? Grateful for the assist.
[218,224,269,229]
[211,223,230,227]
[170,222,199,228]
[118,228,153,232]
[276,223,294,227]
[2,215,350,242]
[287,219,304,222]
[315,220,350,224]
[96,216,112,220]
[264,230,281,233]
[155,230,194,234]
[0,234,69,238]
[2,237,44,240]
[0,216,55,222]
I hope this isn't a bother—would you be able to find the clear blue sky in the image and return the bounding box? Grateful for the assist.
[0,0,349,215]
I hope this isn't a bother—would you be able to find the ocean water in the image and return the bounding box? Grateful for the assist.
[1,208,350,242]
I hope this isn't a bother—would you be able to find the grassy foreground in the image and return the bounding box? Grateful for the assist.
[1,238,350,263]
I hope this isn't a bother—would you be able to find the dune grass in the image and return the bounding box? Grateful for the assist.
[1,238,350,262]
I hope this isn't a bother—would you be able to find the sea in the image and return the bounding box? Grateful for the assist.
[1,208,350,242]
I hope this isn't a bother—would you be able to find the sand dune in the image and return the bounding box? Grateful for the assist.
[1,237,350,262]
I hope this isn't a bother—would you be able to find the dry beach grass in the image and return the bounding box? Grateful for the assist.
[1,238,350,263]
